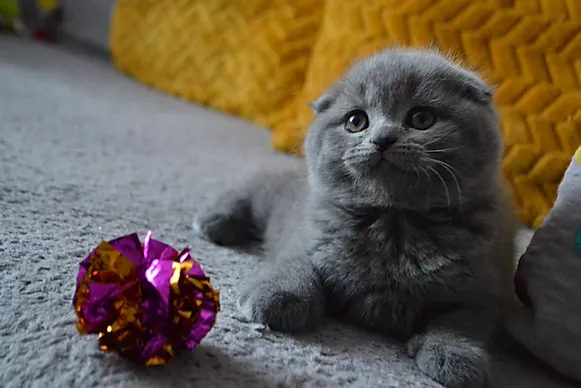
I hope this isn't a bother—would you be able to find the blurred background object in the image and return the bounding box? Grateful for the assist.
[0,0,62,40]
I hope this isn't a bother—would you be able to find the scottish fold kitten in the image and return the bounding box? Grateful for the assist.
[195,49,517,388]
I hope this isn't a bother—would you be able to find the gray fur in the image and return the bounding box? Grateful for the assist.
[194,49,516,388]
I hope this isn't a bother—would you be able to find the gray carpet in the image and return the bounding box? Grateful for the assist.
[0,35,576,388]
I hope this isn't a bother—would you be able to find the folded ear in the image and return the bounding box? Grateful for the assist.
[463,79,494,104]
[443,72,494,105]
[308,93,335,114]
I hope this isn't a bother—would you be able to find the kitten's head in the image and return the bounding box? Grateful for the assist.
[305,49,502,210]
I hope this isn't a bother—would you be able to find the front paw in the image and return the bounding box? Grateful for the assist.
[407,334,489,388]
[237,282,322,333]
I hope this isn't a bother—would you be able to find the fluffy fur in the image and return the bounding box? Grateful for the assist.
[194,49,517,388]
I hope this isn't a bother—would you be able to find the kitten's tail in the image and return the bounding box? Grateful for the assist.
[195,168,304,248]
[194,169,302,247]
[194,191,265,247]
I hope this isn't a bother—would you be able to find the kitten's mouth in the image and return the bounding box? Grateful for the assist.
[374,151,414,174]
[343,147,417,177]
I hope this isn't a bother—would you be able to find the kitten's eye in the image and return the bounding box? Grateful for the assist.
[345,110,369,133]
[406,108,436,130]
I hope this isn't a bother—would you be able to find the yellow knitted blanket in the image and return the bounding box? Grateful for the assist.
[111,0,581,228]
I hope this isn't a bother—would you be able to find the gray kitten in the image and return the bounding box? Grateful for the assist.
[194,49,517,388]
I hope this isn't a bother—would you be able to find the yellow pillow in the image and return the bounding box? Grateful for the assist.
[111,0,581,227]
[279,0,581,227]
[111,0,324,132]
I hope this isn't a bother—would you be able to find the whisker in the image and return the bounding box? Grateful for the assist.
[424,147,460,153]
[344,151,375,158]
[413,167,421,188]
[343,153,373,163]
[427,165,451,213]
[429,158,463,207]
[422,131,452,147]
[419,166,432,208]
[344,147,376,156]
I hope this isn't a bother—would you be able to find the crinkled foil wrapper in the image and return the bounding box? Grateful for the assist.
[73,232,220,366]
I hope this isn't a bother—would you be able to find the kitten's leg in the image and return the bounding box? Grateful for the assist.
[406,306,496,388]
[194,189,260,247]
[237,245,325,333]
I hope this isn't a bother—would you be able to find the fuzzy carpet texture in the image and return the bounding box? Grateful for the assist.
[0,36,577,388]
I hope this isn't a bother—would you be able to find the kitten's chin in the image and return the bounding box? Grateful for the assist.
[378,159,412,175]
[345,152,412,175]
[344,157,414,186]
[380,148,422,174]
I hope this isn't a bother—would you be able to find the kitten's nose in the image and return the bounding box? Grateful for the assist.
[371,135,398,151]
